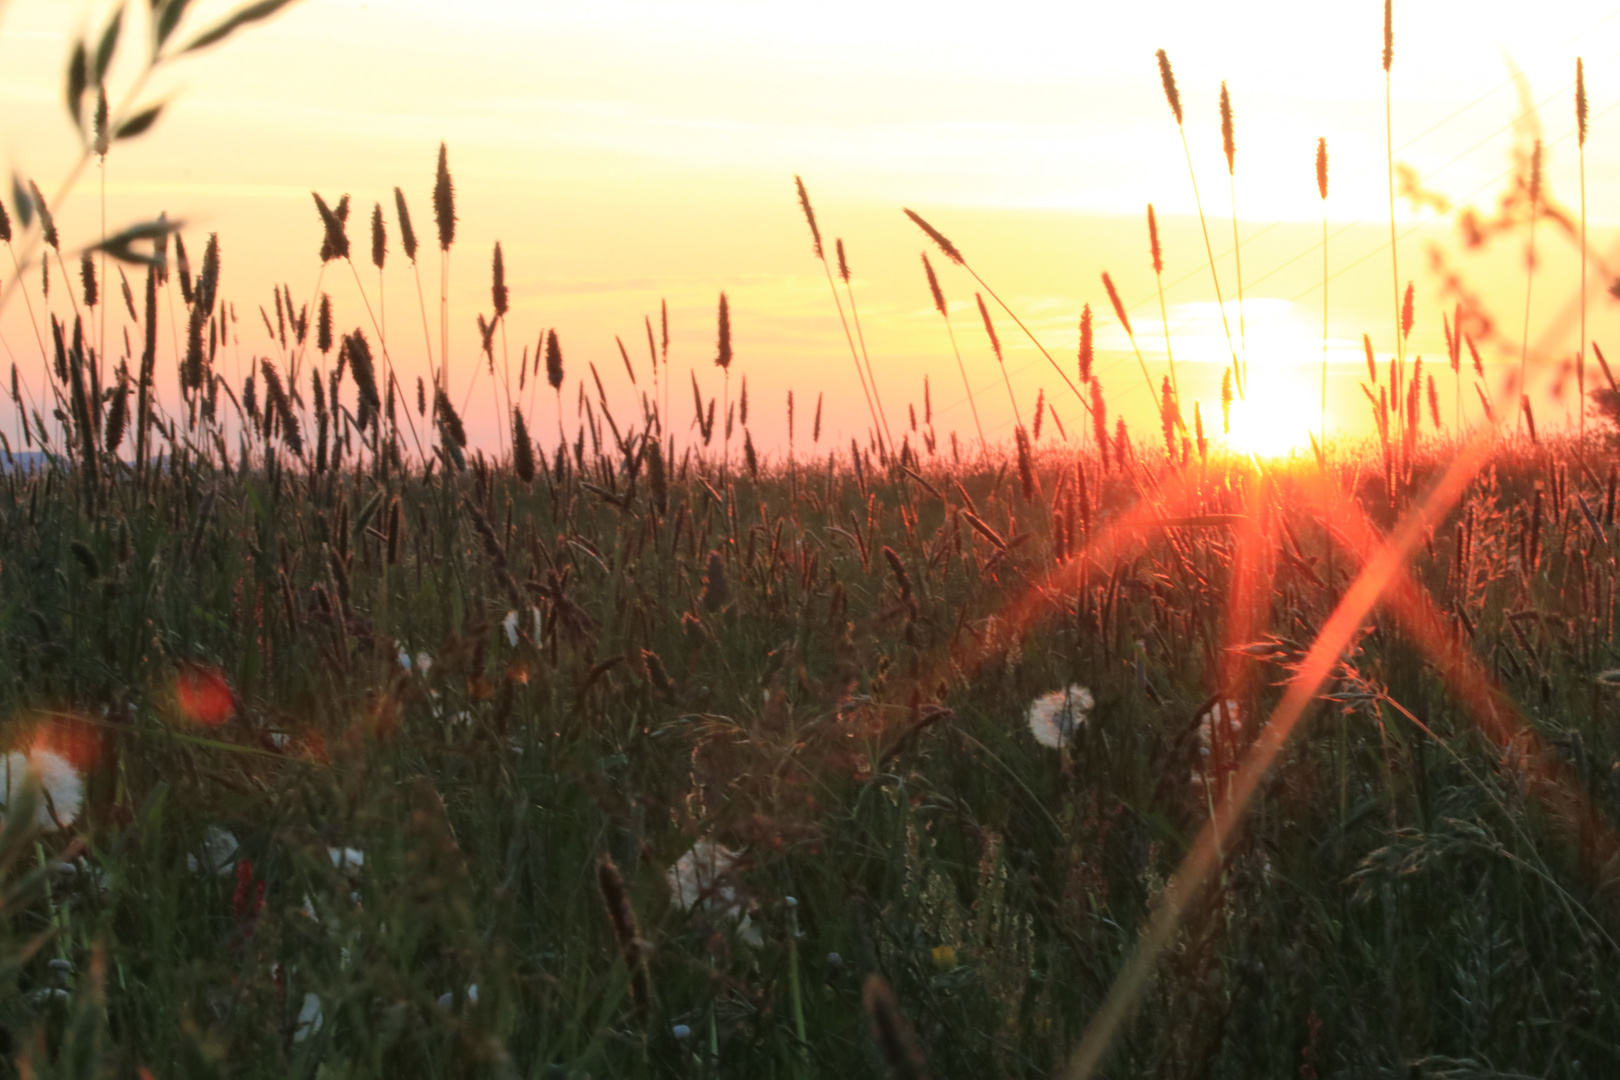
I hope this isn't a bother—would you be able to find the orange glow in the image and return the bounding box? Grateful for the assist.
[176,664,234,727]
[29,714,102,772]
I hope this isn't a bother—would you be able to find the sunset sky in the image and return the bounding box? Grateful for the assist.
[2,0,1620,457]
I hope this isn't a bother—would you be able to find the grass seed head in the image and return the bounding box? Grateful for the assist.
[715,292,732,370]
[903,208,964,266]
[1316,137,1328,200]
[80,251,97,308]
[702,550,730,611]
[1102,271,1132,337]
[1157,49,1182,124]
[1383,0,1394,73]
[794,174,823,260]
[511,405,535,482]
[313,192,349,263]
[1079,303,1094,383]
[545,329,564,391]
[370,201,386,270]
[393,186,418,262]
[1147,204,1162,275]
[433,141,456,251]
[1578,57,1588,147]
[976,293,1002,362]
[922,252,948,317]
[1220,81,1235,173]
[491,241,507,319]
[318,294,332,355]
[1091,377,1110,468]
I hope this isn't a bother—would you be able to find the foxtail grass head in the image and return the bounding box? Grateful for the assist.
[313,191,349,263]
[491,242,508,319]
[1316,137,1328,200]
[1157,49,1182,125]
[433,141,456,252]
[1220,81,1234,174]
[794,174,823,260]
[511,405,535,482]
[1079,303,1093,383]
[318,293,332,355]
[28,180,57,250]
[975,292,1002,362]
[903,208,963,266]
[1147,204,1162,275]
[922,252,947,318]
[715,292,732,370]
[370,202,386,270]
[393,186,418,263]
[836,238,850,283]
[545,328,563,391]
[1382,0,1393,73]
[1578,58,1588,147]
[1102,271,1132,337]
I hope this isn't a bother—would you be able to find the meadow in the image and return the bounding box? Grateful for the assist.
[0,2,1619,1078]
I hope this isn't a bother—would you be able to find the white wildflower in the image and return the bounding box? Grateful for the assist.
[1190,700,1243,796]
[416,652,433,676]
[188,825,240,875]
[328,847,364,876]
[667,839,762,945]
[292,992,323,1043]
[0,748,83,832]
[1026,685,1093,749]
[502,610,519,647]
[397,646,412,671]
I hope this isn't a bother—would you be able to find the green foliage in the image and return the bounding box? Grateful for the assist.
[0,439,1613,1077]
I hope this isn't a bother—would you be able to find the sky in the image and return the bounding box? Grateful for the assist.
[1,0,1619,460]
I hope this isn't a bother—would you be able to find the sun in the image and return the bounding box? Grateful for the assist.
[1222,361,1326,460]
[1218,375,1321,459]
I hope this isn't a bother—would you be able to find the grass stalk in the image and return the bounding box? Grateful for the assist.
[1157,50,1241,397]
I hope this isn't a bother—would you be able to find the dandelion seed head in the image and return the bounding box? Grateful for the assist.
[0,748,83,831]
[1026,685,1093,749]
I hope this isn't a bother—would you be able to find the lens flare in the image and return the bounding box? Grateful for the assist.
[176,664,234,727]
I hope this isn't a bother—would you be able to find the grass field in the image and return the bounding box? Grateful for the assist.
[1,1,1619,1077]
[0,403,1618,1077]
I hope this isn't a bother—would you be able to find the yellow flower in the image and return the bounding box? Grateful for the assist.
[930,944,956,970]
